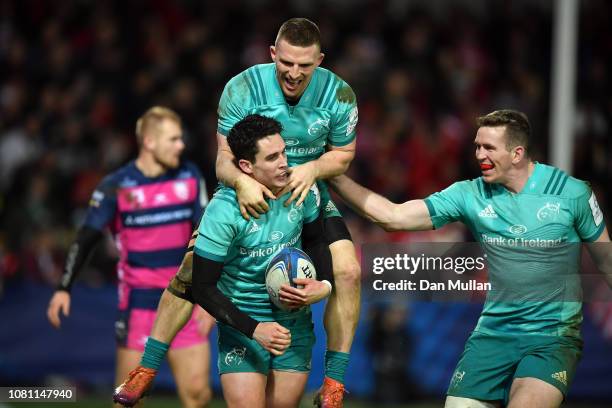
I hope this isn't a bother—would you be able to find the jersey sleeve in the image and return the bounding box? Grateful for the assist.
[217,74,250,136]
[194,197,239,262]
[303,184,321,223]
[573,183,605,242]
[329,81,358,147]
[423,181,469,229]
[83,176,118,231]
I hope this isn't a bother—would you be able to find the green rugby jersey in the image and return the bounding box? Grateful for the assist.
[424,163,605,338]
[217,63,358,166]
[193,184,320,322]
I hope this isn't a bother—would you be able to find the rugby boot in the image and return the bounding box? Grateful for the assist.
[313,376,345,408]
[113,366,156,407]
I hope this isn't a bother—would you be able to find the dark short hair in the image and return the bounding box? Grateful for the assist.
[228,114,283,162]
[476,109,531,154]
[275,18,321,48]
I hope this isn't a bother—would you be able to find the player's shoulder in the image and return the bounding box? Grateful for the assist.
[315,66,350,88]
[223,63,275,106]
[228,63,274,83]
[99,161,139,189]
[445,178,483,196]
[207,185,240,214]
[311,67,356,110]
[537,163,589,199]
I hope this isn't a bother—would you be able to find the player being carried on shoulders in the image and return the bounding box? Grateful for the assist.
[115,18,361,408]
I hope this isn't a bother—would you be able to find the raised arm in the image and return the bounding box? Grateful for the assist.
[329,175,433,232]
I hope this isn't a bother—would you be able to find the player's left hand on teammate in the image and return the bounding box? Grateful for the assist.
[279,279,331,307]
[279,162,319,207]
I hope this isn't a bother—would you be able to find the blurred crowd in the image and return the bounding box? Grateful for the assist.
[1,0,611,292]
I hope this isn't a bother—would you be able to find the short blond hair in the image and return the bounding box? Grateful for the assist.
[135,106,181,146]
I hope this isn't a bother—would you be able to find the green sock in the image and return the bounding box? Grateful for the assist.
[324,350,350,384]
[140,337,170,370]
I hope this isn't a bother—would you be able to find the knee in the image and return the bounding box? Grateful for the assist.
[333,260,361,291]
[183,379,212,407]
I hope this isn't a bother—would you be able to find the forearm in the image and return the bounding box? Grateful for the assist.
[215,148,245,188]
[58,226,103,292]
[330,175,433,231]
[311,148,354,180]
[329,175,398,230]
[192,253,259,337]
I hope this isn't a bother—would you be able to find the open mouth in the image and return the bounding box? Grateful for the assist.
[480,163,494,172]
[284,78,302,92]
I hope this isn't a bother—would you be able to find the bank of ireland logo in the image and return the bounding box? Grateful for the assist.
[224,347,247,366]
[269,231,284,242]
[308,118,330,136]
[285,138,300,146]
[537,202,560,222]
[509,224,528,235]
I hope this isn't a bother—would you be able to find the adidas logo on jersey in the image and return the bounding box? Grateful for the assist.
[325,201,338,213]
[247,222,261,234]
[478,205,498,218]
[551,371,567,386]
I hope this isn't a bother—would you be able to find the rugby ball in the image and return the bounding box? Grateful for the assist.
[265,247,317,310]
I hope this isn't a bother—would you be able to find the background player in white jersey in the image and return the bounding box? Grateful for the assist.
[47,106,213,408]
[328,110,611,408]
[115,18,360,408]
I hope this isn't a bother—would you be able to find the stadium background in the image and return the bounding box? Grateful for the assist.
[0,0,610,406]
